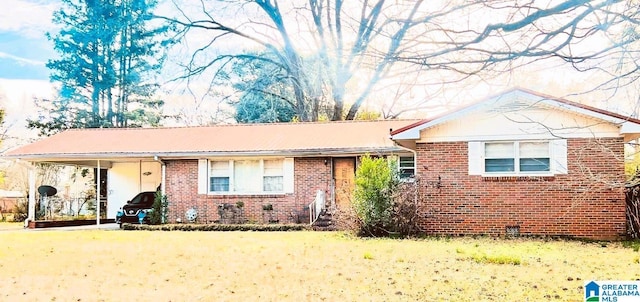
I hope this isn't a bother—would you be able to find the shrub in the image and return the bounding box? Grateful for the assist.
[12,199,28,222]
[389,180,420,236]
[352,154,398,236]
[122,223,309,232]
[148,191,168,225]
[622,240,640,252]
[352,154,399,236]
[347,154,420,237]
[218,202,246,224]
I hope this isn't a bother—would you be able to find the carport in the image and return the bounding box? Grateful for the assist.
[3,130,165,226]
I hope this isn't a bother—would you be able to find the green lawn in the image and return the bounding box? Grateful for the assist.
[0,230,638,301]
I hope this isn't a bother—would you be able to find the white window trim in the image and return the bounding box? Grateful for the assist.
[468,139,567,177]
[484,141,551,176]
[200,158,293,195]
[398,155,416,180]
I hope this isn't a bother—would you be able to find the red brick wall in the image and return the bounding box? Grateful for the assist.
[164,158,331,224]
[415,138,626,240]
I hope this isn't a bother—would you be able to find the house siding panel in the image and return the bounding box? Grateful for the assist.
[415,138,626,240]
[164,157,331,224]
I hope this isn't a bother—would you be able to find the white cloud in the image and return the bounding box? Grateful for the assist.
[0,78,54,147]
[0,51,45,65]
[0,0,60,38]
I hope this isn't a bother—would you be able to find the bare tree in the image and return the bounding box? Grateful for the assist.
[161,0,639,121]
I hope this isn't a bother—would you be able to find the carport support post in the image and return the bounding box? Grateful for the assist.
[96,160,100,226]
[161,163,166,223]
[27,168,36,225]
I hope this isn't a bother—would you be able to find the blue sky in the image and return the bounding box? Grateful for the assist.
[0,0,60,146]
[0,32,53,80]
[0,0,58,81]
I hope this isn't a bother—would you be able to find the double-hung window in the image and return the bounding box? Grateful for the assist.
[469,140,566,176]
[204,158,289,194]
[484,141,550,174]
[518,142,551,172]
[210,161,230,192]
[263,159,284,192]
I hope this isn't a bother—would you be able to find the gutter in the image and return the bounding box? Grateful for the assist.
[3,147,408,161]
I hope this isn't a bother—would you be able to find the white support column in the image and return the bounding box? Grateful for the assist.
[161,163,166,195]
[96,160,101,226]
[27,168,36,227]
[161,162,166,223]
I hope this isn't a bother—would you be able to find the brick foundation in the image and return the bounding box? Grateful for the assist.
[416,138,626,240]
[165,157,332,224]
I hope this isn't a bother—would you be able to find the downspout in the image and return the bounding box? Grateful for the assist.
[392,141,418,177]
[391,137,419,205]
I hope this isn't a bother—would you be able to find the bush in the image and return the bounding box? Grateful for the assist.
[148,191,168,225]
[352,155,398,236]
[12,199,28,222]
[122,223,309,232]
[217,202,246,224]
[389,180,421,236]
[348,154,420,237]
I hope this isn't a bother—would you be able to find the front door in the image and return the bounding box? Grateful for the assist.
[334,157,356,209]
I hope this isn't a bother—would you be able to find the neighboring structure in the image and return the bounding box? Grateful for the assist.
[391,88,640,240]
[0,189,24,216]
[2,120,415,224]
[3,88,638,239]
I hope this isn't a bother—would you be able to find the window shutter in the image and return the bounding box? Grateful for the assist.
[468,142,483,175]
[197,159,208,194]
[551,139,568,174]
[283,158,294,193]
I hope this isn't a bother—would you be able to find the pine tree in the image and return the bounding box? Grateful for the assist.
[29,0,171,135]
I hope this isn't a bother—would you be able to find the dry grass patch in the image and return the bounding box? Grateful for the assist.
[0,222,22,230]
[0,231,638,301]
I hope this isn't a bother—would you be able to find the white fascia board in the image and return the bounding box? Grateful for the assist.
[391,128,421,140]
[620,121,640,134]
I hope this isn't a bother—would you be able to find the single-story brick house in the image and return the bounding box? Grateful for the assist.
[391,88,640,239]
[3,119,415,224]
[3,88,638,239]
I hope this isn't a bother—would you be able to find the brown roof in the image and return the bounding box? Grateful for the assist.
[391,87,640,136]
[4,120,416,160]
